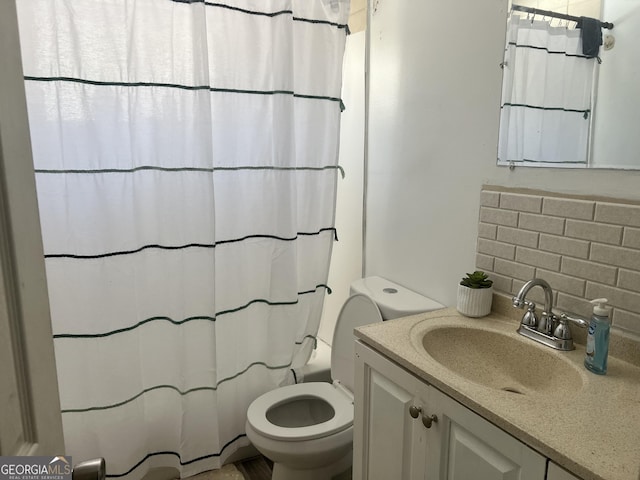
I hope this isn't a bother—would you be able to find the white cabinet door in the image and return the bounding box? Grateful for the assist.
[428,387,546,480]
[354,339,548,480]
[0,0,65,457]
[547,462,581,480]
[354,341,434,480]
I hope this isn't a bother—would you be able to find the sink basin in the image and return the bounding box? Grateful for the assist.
[420,325,584,396]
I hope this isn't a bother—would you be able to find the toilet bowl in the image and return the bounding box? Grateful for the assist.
[245,277,444,480]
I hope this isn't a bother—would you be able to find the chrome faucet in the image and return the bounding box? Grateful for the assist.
[512,278,589,351]
[513,278,555,334]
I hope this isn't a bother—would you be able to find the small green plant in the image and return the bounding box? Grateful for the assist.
[460,271,493,289]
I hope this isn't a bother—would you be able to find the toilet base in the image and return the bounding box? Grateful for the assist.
[271,449,352,480]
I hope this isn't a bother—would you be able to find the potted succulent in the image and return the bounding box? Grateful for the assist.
[457,271,494,317]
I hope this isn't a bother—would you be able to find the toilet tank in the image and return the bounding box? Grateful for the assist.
[295,277,444,386]
[330,276,444,392]
[350,276,445,320]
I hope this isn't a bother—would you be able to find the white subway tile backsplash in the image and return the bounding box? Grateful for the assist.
[535,269,585,297]
[480,207,519,227]
[516,246,561,271]
[542,197,594,220]
[539,234,590,259]
[480,190,500,207]
[618,269,640,292]
[556,292,593,318]
[565,219,622,245]
[585,282,640,313]
[476,253,494,271]
[595,202,640,228]
[477,238,516,260]
[478,222,498,240]
[622,227,640,249]
[494,258,535,281]
[561,257,617,286]
[496,226,539,248]
[518,212,565,235]
[590,243,640,270]
[499,193,542,213]
[487,272,513,293]
[479,187,640,337]
[612,309,640,333]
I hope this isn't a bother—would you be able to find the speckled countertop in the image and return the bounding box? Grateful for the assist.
[354,305,640,480]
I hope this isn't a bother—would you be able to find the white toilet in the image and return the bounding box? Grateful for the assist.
[245,276,444,480]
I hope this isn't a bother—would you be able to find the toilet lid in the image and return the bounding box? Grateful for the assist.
[331,294,383,392]
[246,382,353,441]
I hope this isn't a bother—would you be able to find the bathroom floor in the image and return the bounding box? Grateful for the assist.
[190,456,351,480]
[187,457,272,480]
[234,457,273,480]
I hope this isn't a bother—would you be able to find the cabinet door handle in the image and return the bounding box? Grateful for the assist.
[422,414,438,429]
[409,405,422,418]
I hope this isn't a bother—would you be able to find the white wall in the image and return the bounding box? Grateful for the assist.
[318,31,366,345]
[591,0,640,168]
[366,0,640,308]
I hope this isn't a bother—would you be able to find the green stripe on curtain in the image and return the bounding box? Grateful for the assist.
[24,76,344,107]
[53,285,332,338]
[44,228,338,259]
[105,435,247,478]
[501,103,590,115]
[507,41,591,58]
[62,361,294,413]
[172,0,349,31]
[35,165,346,177]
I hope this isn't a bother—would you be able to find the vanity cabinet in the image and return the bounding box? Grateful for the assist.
[353,340,547,480]
[547,463,581,480]
[352,340,433,479]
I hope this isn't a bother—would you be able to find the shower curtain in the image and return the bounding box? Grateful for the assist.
[498,14,596,165]
[16,1,349,478]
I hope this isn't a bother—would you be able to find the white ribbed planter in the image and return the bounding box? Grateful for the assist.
[457,285,493,318]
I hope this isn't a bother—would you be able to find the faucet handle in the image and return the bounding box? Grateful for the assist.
[551,310,589,340]
[521,301,538,328]
[554,309,590,328]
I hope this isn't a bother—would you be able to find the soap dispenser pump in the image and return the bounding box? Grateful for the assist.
[584,298,611,375]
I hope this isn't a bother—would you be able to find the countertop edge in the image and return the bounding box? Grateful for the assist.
[354,307,640,480]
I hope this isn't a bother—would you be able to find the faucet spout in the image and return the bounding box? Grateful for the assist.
[512,277,588,351]
[512,278,554,315]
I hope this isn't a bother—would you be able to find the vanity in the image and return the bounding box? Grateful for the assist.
[352,306,640,480]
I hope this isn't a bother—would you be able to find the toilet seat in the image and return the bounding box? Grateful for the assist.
[246,382,353,442]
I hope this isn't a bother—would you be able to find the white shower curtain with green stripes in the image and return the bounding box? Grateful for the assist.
[16,1,349,478]
[498,14,596,166]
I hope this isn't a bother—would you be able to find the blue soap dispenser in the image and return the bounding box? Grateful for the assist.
[584,298,611,375]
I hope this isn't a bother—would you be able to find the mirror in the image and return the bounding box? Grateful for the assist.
[497,0,640,169]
